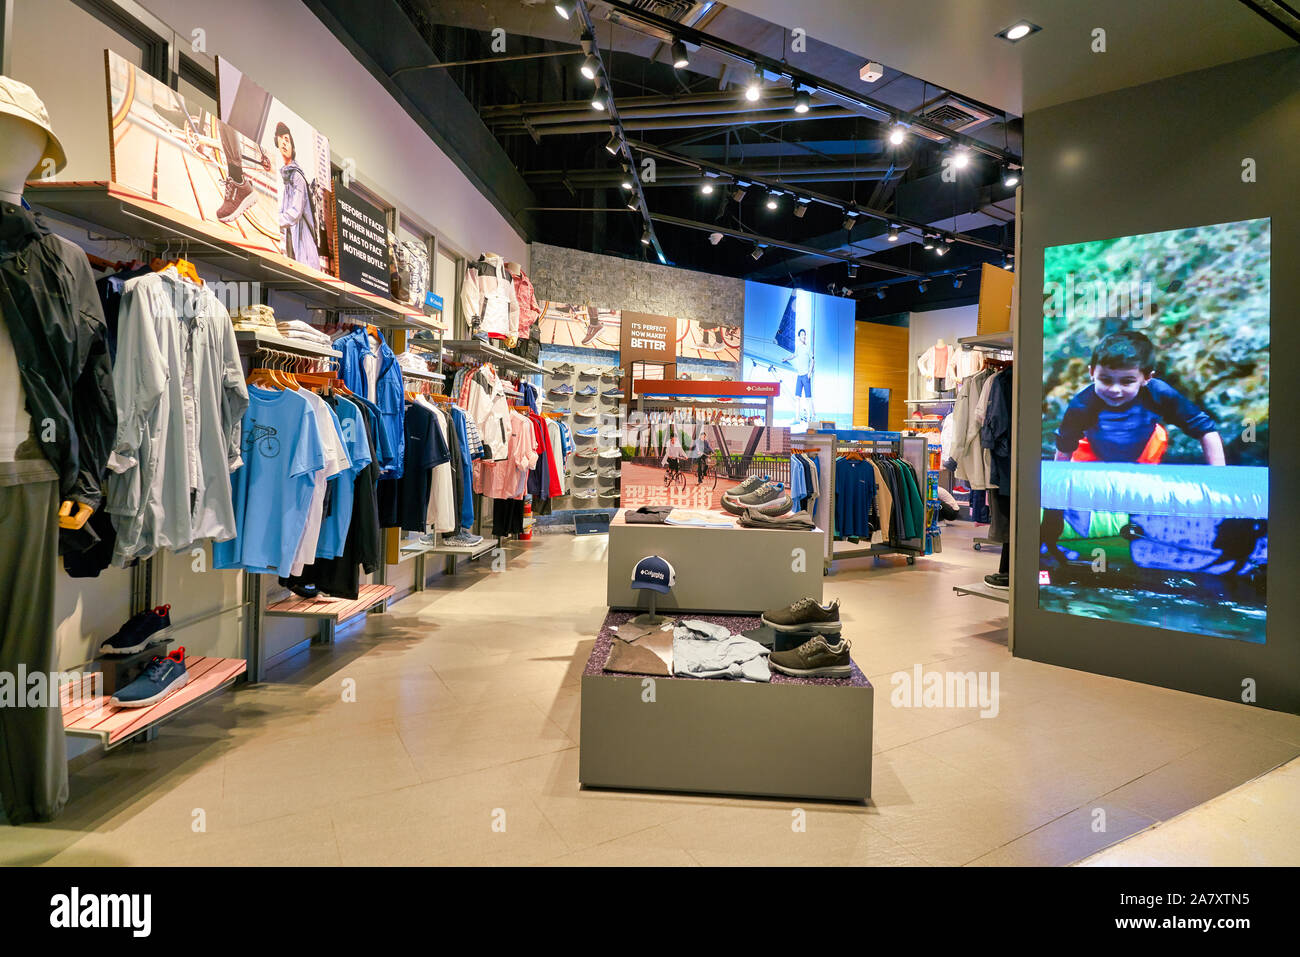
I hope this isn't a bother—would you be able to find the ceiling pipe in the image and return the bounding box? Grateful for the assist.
[494,108,853,135]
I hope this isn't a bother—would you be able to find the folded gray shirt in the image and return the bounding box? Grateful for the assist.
[672,620,770,682]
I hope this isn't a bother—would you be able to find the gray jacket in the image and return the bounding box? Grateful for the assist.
[672,620,770,682]
[107,270,247,563]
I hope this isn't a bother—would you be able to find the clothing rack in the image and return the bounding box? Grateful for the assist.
[802,430,928,573]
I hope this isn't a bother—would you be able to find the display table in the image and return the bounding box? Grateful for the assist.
[579,612,873,802]
[607,511,823,614]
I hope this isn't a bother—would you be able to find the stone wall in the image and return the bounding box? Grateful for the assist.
[529,242,744,331]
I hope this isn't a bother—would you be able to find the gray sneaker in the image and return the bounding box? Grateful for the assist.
[762,597,841,633]
[768,635,851,678]
[722,474,768,502]
[721,481,784,515]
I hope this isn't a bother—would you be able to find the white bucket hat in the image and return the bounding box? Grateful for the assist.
[0,76,68,179]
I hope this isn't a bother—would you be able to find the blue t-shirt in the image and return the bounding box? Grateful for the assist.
[1056,377,1216,462]
[316,395,372,559]
[214,386,324,576]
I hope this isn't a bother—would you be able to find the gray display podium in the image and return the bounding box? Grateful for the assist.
[579,615,873,802]
[607,512,823,614]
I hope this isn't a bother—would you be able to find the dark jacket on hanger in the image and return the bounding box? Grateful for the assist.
[0,203,115,512]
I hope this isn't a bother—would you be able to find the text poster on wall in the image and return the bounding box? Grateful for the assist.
[621,311,678,364]
[334,182,391,298]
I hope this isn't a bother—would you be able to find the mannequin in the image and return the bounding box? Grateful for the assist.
[0,113,88,529]
[1,77,113,824]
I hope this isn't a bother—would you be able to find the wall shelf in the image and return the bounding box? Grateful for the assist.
[443,338,546,373]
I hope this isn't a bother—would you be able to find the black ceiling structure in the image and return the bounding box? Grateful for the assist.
[314,0,1025,316]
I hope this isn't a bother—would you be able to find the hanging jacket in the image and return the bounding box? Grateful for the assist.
[460,254,519,338]
[464,364,512,461]
[0,203,116,510]
[980,368,1014,492]
[335,326,405,477]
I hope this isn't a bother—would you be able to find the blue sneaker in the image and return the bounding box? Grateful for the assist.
[99,604,173,656]
[601,388,624,398]
[549,383,574,395]
[551,407,571,416]
[577,385,598,396]
[111,647,188,708]
[577,427,599,436]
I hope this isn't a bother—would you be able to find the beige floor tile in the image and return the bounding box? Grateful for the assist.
[968,802,1157,866]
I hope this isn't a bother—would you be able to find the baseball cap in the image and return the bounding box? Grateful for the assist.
[0,76,68,179]
[631,555,675,594]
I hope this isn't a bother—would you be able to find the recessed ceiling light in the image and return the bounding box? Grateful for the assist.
[996,20,1041,42]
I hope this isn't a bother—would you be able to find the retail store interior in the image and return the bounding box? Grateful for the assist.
[0,0,1296,868]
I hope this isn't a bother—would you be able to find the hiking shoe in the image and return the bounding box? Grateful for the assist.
[577,385,598,396]
[762,597,842,633]
[99,605,173,656]
[549,383,574,395]
[984,573,1009,589]
[768,635,852,678]
[721,481,784,515]
[601,369,624,380]
[216,177,256,222]
[722,474,768,502]
[111,647,189,707]
[550,363,575,375]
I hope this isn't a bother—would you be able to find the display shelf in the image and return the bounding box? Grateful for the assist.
[429,538,498,558]
[402,368,446,381]
[263,583,395,622]
[234,330,341,360]
[62,655,246,749]
[957,331,1014,353]
[953,581,1009,603]
[905,397,955,405]
[442,338,546,373]
[26,181,440,330]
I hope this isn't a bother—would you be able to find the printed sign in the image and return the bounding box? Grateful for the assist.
[621,311,678,364]
[333,182,391,298]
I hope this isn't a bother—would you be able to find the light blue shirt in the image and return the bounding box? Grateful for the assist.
[214,386,324,576]
[316,396,372,559]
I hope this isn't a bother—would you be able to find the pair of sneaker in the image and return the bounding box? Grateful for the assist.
[762,598,850,678]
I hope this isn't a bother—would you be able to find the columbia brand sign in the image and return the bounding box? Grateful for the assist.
[49,888,152,937]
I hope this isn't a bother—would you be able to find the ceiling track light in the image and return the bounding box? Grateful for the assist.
[917,280,928,293]
[842,210,859,232]
[876,288,886,300]
[847,262,859,279]
[620,164,633,190]
[951,148,970,169]
[751,244,764,261]
[888,123,906,145]
[953,275,964,289]
[765,191,780,210]
[670,38,690,70]
[626,196,639,210]
[934,245,948,256]
[793,199,810,218]
[581,55,599,80]
[1002,165,1021,188]
[605,131,621,155]
[745,68,762,102]
[731,185,748,202]
[887,224,899,242]
[591,75,607,111]
[923,235,934,250]
[641,227,651,246]
[793,86,811,114]
[700,181,714,195]
[555,2,574,20]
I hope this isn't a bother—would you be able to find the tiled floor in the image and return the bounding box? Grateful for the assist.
[5,524,1298,866]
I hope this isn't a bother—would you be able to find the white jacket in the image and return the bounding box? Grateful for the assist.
[461,254,519,338]
[464,364,512,462]
[951,369,992,490]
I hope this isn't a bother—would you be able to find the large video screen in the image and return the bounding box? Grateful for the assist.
[1039,218,1269,643]
[742,282,855,430]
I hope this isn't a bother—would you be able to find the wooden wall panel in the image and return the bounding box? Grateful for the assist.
[853,323,910,431]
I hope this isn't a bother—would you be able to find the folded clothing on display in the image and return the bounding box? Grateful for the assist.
[231,303,277,332]
[672,618,770,682]
[662,509,735,527]
[737,508,816,530]
[624,505,674,524]
[276,319,332,346]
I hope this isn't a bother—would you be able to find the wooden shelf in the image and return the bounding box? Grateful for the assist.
[62,655,246,749]
[26,181,441,331]
[264,583,395,622]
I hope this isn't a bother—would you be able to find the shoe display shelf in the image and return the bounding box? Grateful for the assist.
[953,581,1010,604]
[803,430,929,572]
[580,611,872,802]
[26,182,440,331]
[62,656,247,750]
[263,583,396,642]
